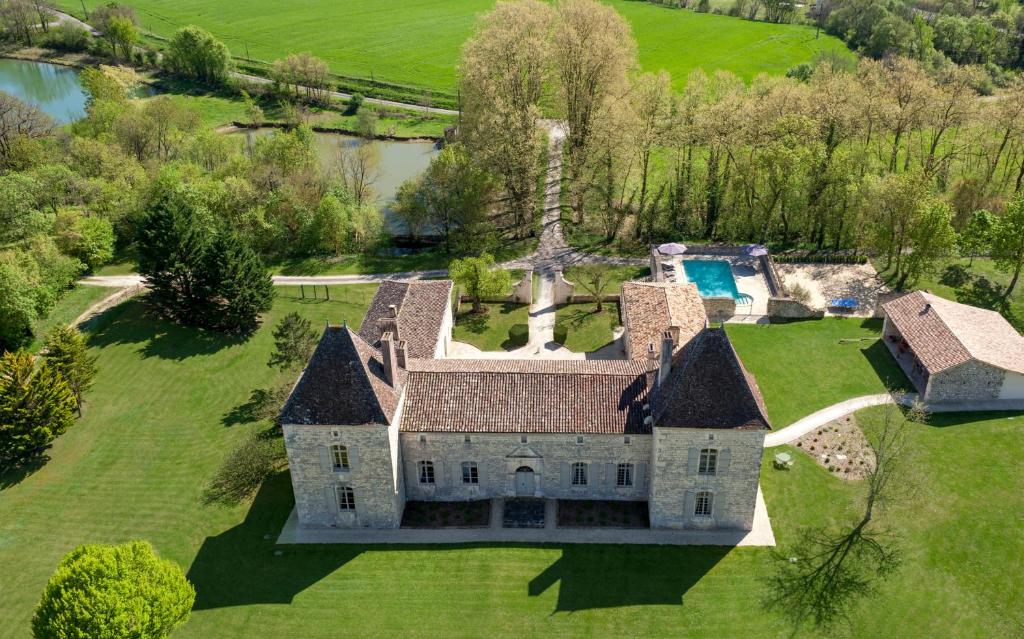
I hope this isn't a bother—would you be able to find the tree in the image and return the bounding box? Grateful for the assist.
[0,258,38,351]
[240,90,263,127]
[764,403,913,630]
[268,311,318,371]
[136,187,274,333]
[0,0,38,44]
[32,541,195,639]
[959,210,995,266]
[355,108,378,139]
[164,26,232,85]
[449,253,511,314]
[991,194,1024,299]
[104,15,137,60]
[0,350,76,466]
[570,263,614,312]
[460,0,552,239]
[43,326,96,414]
[0,92,53,165]
[897,198,957,289]
[58,215,114,271]
[393,143,494,252]
[338,141,379,206]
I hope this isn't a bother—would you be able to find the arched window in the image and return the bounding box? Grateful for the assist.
[698,448,718,476]
[418,460,435,484]
[331,444,350,471]
[694,491,713,517]
[571,462,588,486]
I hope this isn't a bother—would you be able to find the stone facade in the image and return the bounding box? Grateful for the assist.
[283,420,405,529]
[767,296,824,319]
[649,427,765,530]
[926,360,1004,402]
[401,432,652,502]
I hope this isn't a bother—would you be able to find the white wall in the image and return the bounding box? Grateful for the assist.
[999,372,1024,400]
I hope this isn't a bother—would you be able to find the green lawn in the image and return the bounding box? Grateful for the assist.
[2,283,1022,637]
[880,257,1023,331]
[28,285,112,352]
[726,318,912,428]
[554,302,620,352]
[58,0,849,95]
[453,303,530,351]
[563,265,649,294]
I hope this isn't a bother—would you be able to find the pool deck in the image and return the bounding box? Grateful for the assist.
[659,255,771,320]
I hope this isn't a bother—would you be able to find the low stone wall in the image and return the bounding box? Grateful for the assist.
[702,297,736,323]
[767,297,824,319]
[553,270,575,305]
[569,293,620,304]
[512,270,533,305]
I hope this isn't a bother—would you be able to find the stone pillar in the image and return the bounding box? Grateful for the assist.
[512,269,533,304]
[552,269,575,305]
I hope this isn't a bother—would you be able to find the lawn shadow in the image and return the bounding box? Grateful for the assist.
[222,387,285,427]
[188,471,363,610]
[920,410,1024,429]
[529,544,733,611]
[859,340,913,393]
[85,299,250,361]
[0,454,49,491]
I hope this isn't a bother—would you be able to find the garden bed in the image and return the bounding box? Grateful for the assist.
[400,500,491,528]
[793,414,875,480]
[556,500,649,528]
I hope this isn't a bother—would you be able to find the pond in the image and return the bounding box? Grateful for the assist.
[0,58,88,124]
[233,128,439,233]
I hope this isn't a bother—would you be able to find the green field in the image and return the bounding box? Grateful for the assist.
[554,302,620,352]
[453,302,530,351]
[0,289,1021,637]
[60,0,850,94]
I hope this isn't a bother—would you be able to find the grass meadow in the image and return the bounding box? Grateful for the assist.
[59,0,850,95]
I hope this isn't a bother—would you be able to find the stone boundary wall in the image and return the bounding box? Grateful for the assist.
[766,297,824,319]
[553,270,575,305]
[759,255,785,297]
[512,270,533,304]
[702,297,736,323]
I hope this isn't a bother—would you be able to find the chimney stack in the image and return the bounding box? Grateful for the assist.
[658,330,675,385]
[395,339,407,369]
[647,342,658,361]
[388,304,398,318]
[380,331,399,387]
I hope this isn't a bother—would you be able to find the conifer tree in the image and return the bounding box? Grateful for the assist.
[268,312,318,371]
[43,326,97,415]
[0,350,76,466]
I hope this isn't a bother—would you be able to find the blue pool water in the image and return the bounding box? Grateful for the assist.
[681,260,742,299]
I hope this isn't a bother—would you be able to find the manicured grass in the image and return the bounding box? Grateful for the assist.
[58,0,850,94]
[1,282,1021,637]
[554,302,620,352]
[28,285,112,352]
[563,265,649,294]
[880,257,1023,331]
[453,303,530,351]
[726,318,912,428]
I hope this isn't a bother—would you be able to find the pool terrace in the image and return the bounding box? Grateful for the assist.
[650,250,772,320]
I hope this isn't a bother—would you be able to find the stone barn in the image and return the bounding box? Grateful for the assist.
[881,291,1024,403]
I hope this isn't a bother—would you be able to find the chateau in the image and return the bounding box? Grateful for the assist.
[281,278,771,533]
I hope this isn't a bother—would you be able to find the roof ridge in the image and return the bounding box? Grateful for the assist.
[916,292,977,365]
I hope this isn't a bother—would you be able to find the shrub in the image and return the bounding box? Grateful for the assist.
[202,434,285,505]
[346,92,364,115]
[40,25,91,52]
[32,541,194,639]
[788,282,812,304]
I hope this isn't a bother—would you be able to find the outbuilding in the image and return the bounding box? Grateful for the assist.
[881,291,1024,403]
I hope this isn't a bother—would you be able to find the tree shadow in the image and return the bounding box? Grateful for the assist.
[920,410,1024,429]
[528,544,732,611]
[859,340,913,393]
[939,264,971,288]
[222,386,288,427]
[0,454,50,491]
[84,299,250,361]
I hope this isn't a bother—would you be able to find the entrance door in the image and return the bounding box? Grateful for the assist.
[515,467,535,496]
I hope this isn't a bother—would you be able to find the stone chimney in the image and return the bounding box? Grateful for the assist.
[395,339,407,369]
[657,330,675,386]
[377,317,399,341]
[380,331,399,387]
[647,342,658,361]
[388,304,398,318]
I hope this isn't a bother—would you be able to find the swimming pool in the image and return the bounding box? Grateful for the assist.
[681,260,742,299]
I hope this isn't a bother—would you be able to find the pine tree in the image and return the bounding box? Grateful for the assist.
[268,312,318,371]
[196,233,275,333]
[0,350,76,466]
[43,326,97,415]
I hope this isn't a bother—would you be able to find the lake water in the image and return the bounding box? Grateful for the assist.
[0,59,87,124]
[234,128,439,233]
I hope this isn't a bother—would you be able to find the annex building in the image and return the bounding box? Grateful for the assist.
[281,278,771,533]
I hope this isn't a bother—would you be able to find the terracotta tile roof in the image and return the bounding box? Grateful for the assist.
[652,328,771,431]
[279,326,402,426]
[621,281,706,359]
[400,359,656,434]
[358,280,453,359]
[883,291,1024,375]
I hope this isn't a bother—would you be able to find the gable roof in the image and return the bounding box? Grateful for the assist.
[357,280,453,359]
[279,326,402,426]
[400,359,657,434]
[883,291,1024,375]
[621,281,706,359]
[652,328,771,431]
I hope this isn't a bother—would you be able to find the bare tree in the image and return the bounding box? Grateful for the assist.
[0,0,38,44]
[570,263,614,312]
[338,141,379,206]
[0,92,53,162]
[764,402,918,630]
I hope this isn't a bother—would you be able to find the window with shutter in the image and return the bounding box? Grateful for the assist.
[571,462,587,486]
[698,448,718,476]
[418,460,435,484]
[694,490,713,517]
[331,444,350,471]
[616,463,633,486]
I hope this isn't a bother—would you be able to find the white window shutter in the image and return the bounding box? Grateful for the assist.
[605,463,616,489]
[718,448,730,475]
[687,448,699,475]
[318,445,331,473]
[349,446,359,471]
[560,462,569,488]
[635,462,646,490]
[477,463,485,487]
[683,490,696,518]
[324,486,339,515]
